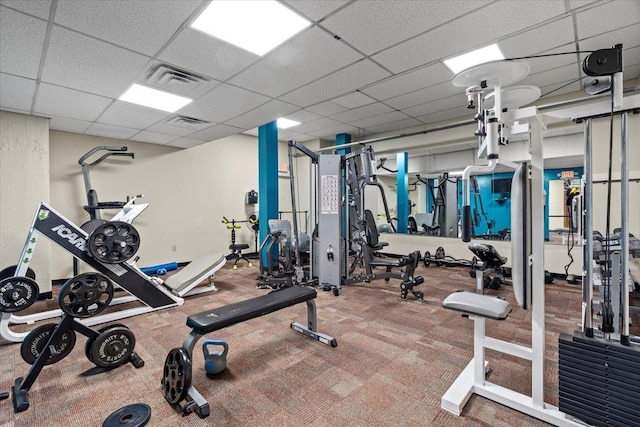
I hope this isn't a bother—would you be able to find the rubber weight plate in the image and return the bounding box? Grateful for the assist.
[423,251,431,268]
[0,276,39,313]
[85,324,130,363]
[435,247,446,266]
[0,265,36,281]
[90,326,136,368]
[162,347,192,405]
[102,403,151,427]
[58,272,114,318]
[21,323,76,365]
[88,221,140,264]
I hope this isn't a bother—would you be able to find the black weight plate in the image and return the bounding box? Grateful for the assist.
[89,221,140,264]
[81,219,107,235]
[102,403,151,427]
[435,247,445,266]
[91,326,136,368]
[0,276,39,313]
[58,272,114,318]
[162,347,192,405]
[423,251,431,268]
[0,265,36,281]
[86,323,131,363]
[21,323,76,365]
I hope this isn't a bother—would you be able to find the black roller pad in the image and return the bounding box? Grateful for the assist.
[187,287,316,334]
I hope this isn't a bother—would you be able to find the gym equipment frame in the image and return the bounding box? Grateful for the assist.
[1,202,225,343]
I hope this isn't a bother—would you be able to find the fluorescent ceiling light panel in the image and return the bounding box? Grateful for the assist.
[119,84,192,112]
[191,1,311,56]
[443,44,505,74]
[277,118,300,129]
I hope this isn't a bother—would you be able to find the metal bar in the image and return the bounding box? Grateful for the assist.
[620,112,630,345]
[582,119,594,337]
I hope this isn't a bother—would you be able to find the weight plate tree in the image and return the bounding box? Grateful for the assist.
[58,272,114,318]
[20,323,77,365]
[0,276,39,313]
[88,221,140,264]
[90,325,136,368]
[162,347,192,405]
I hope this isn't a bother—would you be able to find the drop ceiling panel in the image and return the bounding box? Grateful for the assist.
[320,1,488,55]
[579,23,640,52]
[575,0,640,40]
[349,111,412,129]
[499,17,575,59]
[225,99,300,129]
[41,26,151,98]
[521,63,580,90]
[416,106,473,125]
[1,0,51,19]
[34,83,112,121]
[97,101,170,129]
[309,123,359,138]
[49,116,92,133]
[372,0,567,74]
[304,101,347,116]
[539,80,582,99]
[282,109,322,124]
[402,95,464,118]
[159,28,259,81]
[332,92,376,109]
[281,0,350,22]
[526,44,579,76]
[0,73,36,111]
[280,59,390,107]
[179,84,270,123]
[189,124,245,142]
[360,63,451,101]
[276,128,315,142]
[85,122,139,140]
[229,28,363,98]
[568,0,599,10]
[129,130,178,145]
[166,136,208,148]
[623,45,640,67]
[293,117,343,133]
[625,64,639,79]
[363,118,423,135]
[384,82,458,110]
[0,8,47,78]
[55,0,202,56]
[145,120,200,137]
[329,102,394,123]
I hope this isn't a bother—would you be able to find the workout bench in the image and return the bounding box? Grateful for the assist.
[161,286,337,418]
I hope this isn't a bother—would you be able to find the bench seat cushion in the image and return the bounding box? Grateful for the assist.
[187,286,316,334]
[442,291,512,320]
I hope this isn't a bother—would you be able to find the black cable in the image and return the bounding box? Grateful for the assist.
[505,51,595,61]
[564,203,575,276]
[601,88,616,333]
[541,77,585,98]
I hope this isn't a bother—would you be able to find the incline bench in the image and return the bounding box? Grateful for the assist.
[161,286,337,418]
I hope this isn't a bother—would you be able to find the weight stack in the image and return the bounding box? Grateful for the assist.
[558,332,640,426]
[312,238,345,280]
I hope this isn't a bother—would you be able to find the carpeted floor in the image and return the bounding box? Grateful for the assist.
[1,260,639,427]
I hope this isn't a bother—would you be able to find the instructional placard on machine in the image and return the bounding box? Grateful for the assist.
[321,175,339,215]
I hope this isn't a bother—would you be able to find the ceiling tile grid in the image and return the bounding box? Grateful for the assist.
[383,82,459,111]
[166,136,209,149]
[179,83,270,124]
[0,73,36,111]
[281,0,350,22]
[96,100,171,129]
[54,0,203,56]
[48,115,92,134]
[229,28,364,98]
[279,59,390,107]
[41,26,151,98]
[360,62,452,101]
[0,7,48,78]
[575,0,640,40]
[225,99,300,129]
[188,123,246,142]
[304,101,348,116]
[85,122,140,140]
[129,130,179,145]
[349,110,413,130]
[364,117,424,135]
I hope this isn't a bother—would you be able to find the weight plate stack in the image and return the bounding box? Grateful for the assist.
[90,326,136,368]
[162,347,192,405]
[20,323,76,365]
[88,221,140,264]
[102,403,151,427]
[0,276,39,313]
[58,272,114,318]
[85,323,130,364]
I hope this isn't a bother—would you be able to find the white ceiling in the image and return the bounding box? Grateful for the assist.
[1,0,639,149]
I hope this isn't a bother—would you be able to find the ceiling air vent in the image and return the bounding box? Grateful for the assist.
[165,115,210,130]
[145,64,210,96]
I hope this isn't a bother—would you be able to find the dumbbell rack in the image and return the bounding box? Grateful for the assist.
[9,272,144,413]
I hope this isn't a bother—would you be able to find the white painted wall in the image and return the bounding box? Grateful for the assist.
[0,112,52,292]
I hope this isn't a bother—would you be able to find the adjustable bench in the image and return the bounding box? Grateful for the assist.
[161,286,337,418]
[442,291,512,321]
[163,252,226,297]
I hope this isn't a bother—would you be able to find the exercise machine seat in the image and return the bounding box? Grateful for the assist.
[364,210,389,249]
[187,286,316,334]
[229,243,249,251]
[164,253,225,294]
[442,291,512,320]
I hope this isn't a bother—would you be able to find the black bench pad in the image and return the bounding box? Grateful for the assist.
[186,286,317,334]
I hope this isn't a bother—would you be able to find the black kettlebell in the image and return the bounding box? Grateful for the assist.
[203,339,228,376]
